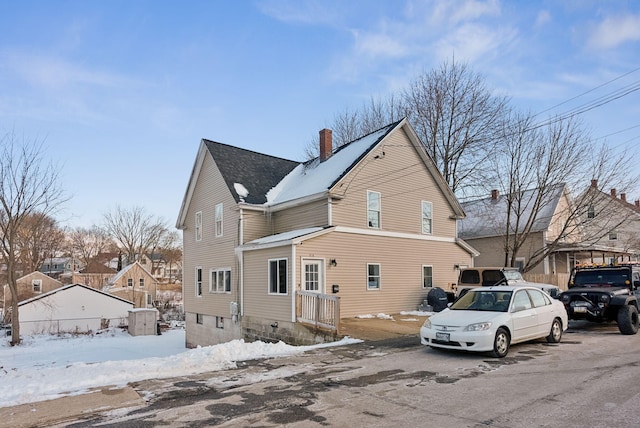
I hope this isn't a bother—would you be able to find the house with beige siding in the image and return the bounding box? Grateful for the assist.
[177,119,476,347]
[458,184,582,276]
[2,272,64,321]
[106,262,158,308]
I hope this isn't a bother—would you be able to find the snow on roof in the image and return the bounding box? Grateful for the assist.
[234,182,249,200]
[245,227,325,245]
[266,123,398,205]
[459,183,566,239]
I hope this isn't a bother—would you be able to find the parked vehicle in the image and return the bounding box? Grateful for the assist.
[559,264,640,335]
[420,286,568,357]
[455,267,560,298]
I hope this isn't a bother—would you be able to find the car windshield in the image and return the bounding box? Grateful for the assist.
[573,270,630,287]
[451,290,512,312]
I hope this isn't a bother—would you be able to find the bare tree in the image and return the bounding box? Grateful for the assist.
[484,113,638,271]
[101,206,168,266]
[308,60,508,196]
[152,230,182,283]
[0,132,67,345]
[69,225,115,266]
[16,213,66,274]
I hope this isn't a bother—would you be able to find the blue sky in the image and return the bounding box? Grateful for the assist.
[1,0,639,229]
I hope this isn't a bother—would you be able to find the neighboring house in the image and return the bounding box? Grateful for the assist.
[72,260,118,289]
[138,253,183,283]
[18,283,133,335]
[39,257,84,283]
[3,271,64,320]
[458,183,582,275]
[106,262,158,308]
[177,119,476,347]
[567,180,640,265]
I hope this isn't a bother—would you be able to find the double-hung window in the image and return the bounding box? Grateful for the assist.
[210,269,231,293]
[215,203,223,237]
[422,265,433,288]
[32,279,42,293]
[367,191,381,228]
[367,263,381,290]
[127,278,133,288]
[195,267,203,296]
[269,259,288,294]
[139,278,145,288]
[421,201,433,234]
[195,211,202,241]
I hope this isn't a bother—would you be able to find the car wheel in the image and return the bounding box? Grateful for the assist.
[617,305,639,335]
[546,318,562,343]
[492,328,510,358]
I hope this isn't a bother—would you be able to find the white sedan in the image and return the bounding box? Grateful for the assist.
[420,286,568,357]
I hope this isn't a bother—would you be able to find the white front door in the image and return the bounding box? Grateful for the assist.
[302,259,324,294]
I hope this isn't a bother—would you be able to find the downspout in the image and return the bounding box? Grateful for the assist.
[327,196,332,226]
[291,242,297,323]
[237,209,244,317]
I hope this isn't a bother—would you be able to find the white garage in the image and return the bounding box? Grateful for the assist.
[19,283,134,335]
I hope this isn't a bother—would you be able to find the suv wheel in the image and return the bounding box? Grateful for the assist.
[617,305,639,335]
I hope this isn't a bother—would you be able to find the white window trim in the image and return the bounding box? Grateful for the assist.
[32,279,42,293]
[422,265,433,288]
[209,268,231,293]
[367,190,381,229]
[195,266,203,297]
[195,211,203,242]
[421,201,433,235]
[139,278,145,288]
[268,258,288,295]
[367,263,381,290]
[215,203,223,237]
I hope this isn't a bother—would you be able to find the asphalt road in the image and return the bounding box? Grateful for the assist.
[60,321,640,427]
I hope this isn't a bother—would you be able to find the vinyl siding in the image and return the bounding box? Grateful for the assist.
[465,232,547,274]
[182,153,240,318]
[242,245,293,321]
[297,230,472,317]
[331,128,457,237]
[272,199,329,233]
[241,209,272,243]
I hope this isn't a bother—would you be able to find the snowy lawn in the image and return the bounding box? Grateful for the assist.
[0,328,360,408]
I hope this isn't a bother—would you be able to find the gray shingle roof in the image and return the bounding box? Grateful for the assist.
[203,140,299,204]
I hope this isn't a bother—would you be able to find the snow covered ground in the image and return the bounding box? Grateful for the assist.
[0,328,361,408]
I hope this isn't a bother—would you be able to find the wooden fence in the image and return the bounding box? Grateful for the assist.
[523,273,571,291]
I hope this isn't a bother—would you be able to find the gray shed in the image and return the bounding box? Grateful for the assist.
[128,308,158,336]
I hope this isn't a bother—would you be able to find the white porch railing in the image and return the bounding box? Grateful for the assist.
[296,290,340,331]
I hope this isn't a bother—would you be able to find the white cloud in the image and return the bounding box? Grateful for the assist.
[534,10,551,28]
[449,0,501,24]
[4,51,129,91]
[588,14,640,49]
[433,23,518,64]
[257,0,341,26]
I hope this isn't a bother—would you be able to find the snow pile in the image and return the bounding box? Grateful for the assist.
[0,328,360,408]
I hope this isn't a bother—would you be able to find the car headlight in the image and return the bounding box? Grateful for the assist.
[422,318,431,329]
[464,322,492,331]
[561,295,570,303]
[600,295,610,303]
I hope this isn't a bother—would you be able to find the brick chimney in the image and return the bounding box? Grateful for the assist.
[319,129,332,162]
[611,188,617,198]
[636,200,640,208]
[491,189,499,200]
[591,179,598,188]
[621,193,627,202]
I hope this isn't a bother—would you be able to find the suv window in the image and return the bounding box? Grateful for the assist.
[460,270,480,284]
[482,270,502,286]
[573,269,630,287]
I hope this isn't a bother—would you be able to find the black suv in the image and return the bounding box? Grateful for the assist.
[559,265,640,335]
